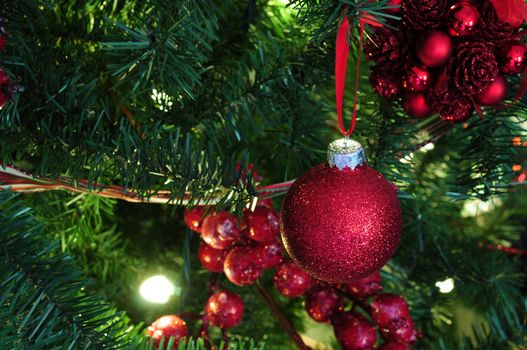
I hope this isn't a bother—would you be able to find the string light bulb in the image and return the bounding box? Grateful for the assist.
[140,275,175,304]
[435,277,455,293]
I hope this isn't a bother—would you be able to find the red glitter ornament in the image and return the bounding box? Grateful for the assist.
[201,211,242,250]
[280,139,402,283]
[402,65,432,92]
[184,207,205,233]
[333,313,378,350]
[379,341,412,350]
[416,30,454,68]
[198,242,227,273]
[447,2,479,37]
[205,290,244,329]
[403,93,434,119]
[244,206,280,242]
[273,262,313,298]
[475,75,507,106]
[371,294,417,343]
[224,246,262,286]
[498,41,527,75]
[147,315,188,349]
[305,286,345,323]
[348,271,383,298]
[255,239,284,269]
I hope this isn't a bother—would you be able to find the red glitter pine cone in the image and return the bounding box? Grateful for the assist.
[448,42,498,95]
[402,0,449,30]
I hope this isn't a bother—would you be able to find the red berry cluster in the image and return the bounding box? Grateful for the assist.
[277,269,417,350]
[0,19,13,108]
[365,0,526,122]
[185,200,282,287]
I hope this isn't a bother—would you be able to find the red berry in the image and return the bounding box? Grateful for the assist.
[273,262,313,298]
[305,286,345,323]
[201,211,242,250]
[224,246,262,286]
[257,197,273,208]
[255,239,283,269]
[379,341,412,350]
[184,207,205,233]
[244,206,279,242]
[334,313,377,350]
[0,34,6,52]
[198,242,227,273]
[348,271,383,298]
[147,315,188,349]
[0,90,8,108]
[371,294,417,343]
[205,290,244,328]
[0,69,9,86]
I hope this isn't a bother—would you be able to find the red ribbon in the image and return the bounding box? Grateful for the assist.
[335,11,383,137]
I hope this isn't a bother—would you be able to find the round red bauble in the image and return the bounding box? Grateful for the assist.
[255,239,284,269]
[205,290,244,328]
[348,271,383,298]
[0,34,5,52]
[334,313,377,350]
[244,206,280,242]
[403,93,433,119]
[201,211,242,250]
[499,41,527,75]
[198,242,227,273]
[379,341,412,350]
[447,2,479,37]
[184,207,205,233]
[475,75,507,106]
[305,287,345,323]
[280,140,402,283]
[224,246,262,286]
[147,315,188,349]
[273,262,313,298]
[402,65,432,92]
[371,294,417,343]
[416,30,454,68]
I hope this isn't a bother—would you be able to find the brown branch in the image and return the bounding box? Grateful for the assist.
[254,283,311,350]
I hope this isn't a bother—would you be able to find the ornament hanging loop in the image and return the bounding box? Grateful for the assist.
[335,9,383,137]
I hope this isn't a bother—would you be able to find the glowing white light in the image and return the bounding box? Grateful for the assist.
[140,275,175,304]
[461,198,502,217]
[420,142,435,152]
[150,89,175,112]
[435,278,455,293]
[399,152,414,164]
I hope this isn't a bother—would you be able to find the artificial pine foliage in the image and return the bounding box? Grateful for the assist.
[0,0,526,349]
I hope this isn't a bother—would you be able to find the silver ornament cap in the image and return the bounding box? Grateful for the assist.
[327,138,367,170]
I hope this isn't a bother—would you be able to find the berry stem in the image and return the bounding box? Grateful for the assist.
[254,282,311,350]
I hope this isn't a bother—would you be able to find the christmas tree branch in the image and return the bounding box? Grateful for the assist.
[254,283,311,350]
